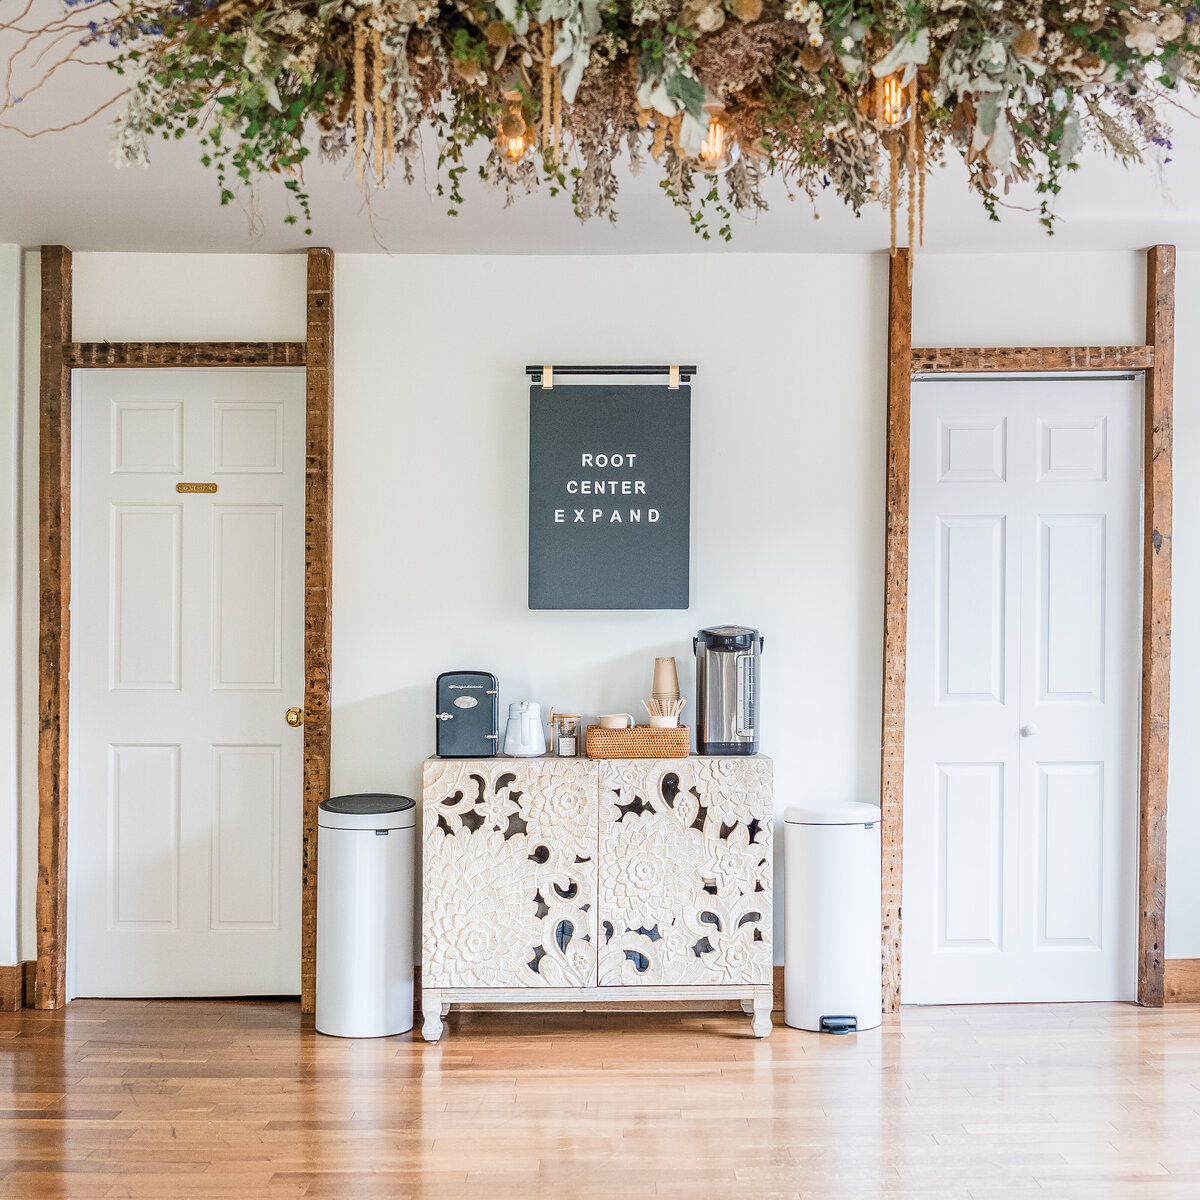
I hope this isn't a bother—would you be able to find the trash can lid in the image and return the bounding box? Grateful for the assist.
[319,793,416,831]
[785,800,882,826]
[323,793,415,815]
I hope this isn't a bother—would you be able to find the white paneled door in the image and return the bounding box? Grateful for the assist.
[905,377,1141,1003]
[70,370,305,997]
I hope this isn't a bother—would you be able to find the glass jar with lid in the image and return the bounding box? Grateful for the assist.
[549,711,581,758]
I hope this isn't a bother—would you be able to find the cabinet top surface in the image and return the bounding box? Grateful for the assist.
[424,754,774,766]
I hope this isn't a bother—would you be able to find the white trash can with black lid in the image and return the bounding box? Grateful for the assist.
[784,800,882,1033]
[316,793,416,1038]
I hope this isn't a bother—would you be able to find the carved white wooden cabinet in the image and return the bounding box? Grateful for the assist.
[421,756,773,1041]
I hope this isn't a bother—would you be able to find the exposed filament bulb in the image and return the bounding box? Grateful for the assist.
[879,76,910,126]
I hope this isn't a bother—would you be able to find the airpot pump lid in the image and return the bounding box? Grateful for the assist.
[698,625,759,650]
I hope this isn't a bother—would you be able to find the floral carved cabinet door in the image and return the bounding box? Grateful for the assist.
[422,759,599,988]
[597,758,773,986]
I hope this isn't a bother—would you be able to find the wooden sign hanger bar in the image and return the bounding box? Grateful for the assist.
[525,364,697,384]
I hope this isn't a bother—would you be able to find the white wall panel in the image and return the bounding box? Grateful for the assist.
[110,506,182,690]
[212,507,282,690]
[111,401,183,474]
[938,418,1007,483]
[1037,762,1104,947]
[211,745,279,928]
[72,254,306,343]
[110,744,180,928]
[937,763,1003,949]
[214,403,283,473]
[1038,515,1106,703]
[938,516,1006,704]
[1037,417,1107,483]
[330,253,889,960]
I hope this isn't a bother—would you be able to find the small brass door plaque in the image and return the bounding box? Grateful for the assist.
[176,482,218,493]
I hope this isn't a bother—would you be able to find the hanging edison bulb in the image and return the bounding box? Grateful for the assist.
[877,74,910,127]
[499,90,528,161]
[698,97,739,174]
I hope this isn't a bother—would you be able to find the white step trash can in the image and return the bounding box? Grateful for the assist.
[784,800,883,1033]
[316,793,416,1038]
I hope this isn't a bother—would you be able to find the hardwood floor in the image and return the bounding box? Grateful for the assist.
[2,1000,1200,1199]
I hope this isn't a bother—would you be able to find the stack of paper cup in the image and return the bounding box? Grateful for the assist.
[652,656,681,703]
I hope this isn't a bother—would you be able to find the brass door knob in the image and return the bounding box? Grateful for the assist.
[285,707,305,727]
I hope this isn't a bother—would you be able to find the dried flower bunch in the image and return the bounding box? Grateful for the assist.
[65,0,1200,239]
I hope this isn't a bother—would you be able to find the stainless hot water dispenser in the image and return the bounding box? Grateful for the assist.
[694,625,763,755]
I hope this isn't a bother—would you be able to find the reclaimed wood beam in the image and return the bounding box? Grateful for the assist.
[1138,245,1174,1008]
[301,248,334,1016]
[911,346,1153,373]
[37,247,72,1011]
[881,249,911,1014]
[65,342,306,368]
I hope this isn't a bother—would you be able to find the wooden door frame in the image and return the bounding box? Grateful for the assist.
[881,245,1175,1010]
[35,246,333,1013]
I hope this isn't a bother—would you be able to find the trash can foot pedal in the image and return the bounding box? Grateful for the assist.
[819,1015,858,1035]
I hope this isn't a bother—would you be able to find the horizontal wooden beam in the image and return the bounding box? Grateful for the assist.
[911,346,1153,374]
[1165,958,1200,1003]
[65,342,306,368]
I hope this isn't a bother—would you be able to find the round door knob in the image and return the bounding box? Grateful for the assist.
[285,707,305,727]
[1020,723,1038,738]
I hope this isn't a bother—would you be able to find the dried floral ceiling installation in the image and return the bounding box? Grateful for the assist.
[4,1,1199,243]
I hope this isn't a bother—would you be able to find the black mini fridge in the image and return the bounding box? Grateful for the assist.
[435,671,499,757]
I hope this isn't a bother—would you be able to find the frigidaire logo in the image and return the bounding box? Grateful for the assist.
[448,683,484,689]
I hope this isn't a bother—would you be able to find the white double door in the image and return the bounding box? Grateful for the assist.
[70,369,305,997]
[904,376,1141,1003]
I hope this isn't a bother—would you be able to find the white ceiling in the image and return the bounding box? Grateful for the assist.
[3,15,1200,255]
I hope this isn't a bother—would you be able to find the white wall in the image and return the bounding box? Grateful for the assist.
[331,254,889,957]
[0,245,21,966]
[9,246,1200,966]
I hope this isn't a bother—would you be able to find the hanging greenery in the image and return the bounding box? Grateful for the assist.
[25,1,1200,243]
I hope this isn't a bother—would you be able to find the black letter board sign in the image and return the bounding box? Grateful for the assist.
[528,384,690,609]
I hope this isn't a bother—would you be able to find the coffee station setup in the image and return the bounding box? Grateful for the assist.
[419,625,775,1042]
[433,625,764,762]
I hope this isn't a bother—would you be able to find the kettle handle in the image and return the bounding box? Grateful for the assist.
[760,636,765,653]
[692,637,698,654]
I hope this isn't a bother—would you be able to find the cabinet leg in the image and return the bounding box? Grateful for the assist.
[421,990,444,1043]
[751,995,773,1039]
[740,999,755,1016]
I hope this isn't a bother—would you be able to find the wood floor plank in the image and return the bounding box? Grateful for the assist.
[1,1000,1200,1198]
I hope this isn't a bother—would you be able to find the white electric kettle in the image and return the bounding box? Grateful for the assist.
[503,701,546,757]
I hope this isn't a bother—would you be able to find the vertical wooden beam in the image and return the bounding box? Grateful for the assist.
[881,249,911,1013]
[1138,245,1174,1007]
[301,249,334,1015]
[36,247,71,1010]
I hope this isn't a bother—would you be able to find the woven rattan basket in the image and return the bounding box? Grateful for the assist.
[585,724,690,759]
